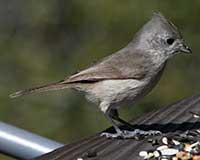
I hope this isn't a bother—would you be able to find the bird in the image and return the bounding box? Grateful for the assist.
[10,12,191,139]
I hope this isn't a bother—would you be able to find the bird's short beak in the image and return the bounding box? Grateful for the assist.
[180,44,192,54]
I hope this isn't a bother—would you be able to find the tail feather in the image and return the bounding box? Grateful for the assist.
[9,82,71,98]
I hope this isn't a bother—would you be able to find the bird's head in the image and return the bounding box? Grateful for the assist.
[133,12,191,59]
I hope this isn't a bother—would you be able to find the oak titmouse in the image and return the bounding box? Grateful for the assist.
[10,12,191,138]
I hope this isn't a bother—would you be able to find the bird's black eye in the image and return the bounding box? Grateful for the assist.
[166,38,175,45]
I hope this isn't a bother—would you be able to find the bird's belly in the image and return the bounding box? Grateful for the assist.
[85,79,149,107]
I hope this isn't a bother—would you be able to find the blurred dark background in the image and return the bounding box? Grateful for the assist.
[0,0,199,159]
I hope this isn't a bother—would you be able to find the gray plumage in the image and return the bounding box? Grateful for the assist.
[10,12,191,138]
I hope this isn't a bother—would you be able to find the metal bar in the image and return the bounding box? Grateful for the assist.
[0,122,64,159]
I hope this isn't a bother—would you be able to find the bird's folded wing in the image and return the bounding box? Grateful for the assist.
[61,48,150,83]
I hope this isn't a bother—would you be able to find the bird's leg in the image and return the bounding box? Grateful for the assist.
[100,110,123,138]
[101,109,161,139]
[109,109,134,129]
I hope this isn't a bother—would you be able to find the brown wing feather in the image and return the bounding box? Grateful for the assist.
[61,48,150,84]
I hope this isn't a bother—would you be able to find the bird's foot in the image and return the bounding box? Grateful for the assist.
[101,129,161,139]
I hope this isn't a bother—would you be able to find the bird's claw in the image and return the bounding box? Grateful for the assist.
[101,129,161,139]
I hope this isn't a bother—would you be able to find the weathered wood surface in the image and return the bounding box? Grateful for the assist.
[33,95,200,160]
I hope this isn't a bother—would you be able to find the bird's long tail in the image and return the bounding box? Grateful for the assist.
[9,81,71,98]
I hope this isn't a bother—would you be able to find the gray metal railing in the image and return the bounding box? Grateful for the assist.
[0,122,64,159]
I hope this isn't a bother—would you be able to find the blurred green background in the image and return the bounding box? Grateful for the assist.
[0,0,199,159]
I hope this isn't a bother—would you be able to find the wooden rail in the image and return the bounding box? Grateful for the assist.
[33,95,200,160]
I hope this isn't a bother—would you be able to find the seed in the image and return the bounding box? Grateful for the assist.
[184,144,192,152]
[176,151,191,159]
[192,155,200,160]
[196,130,200,134]
[153,150,161,157]
[147,152,154,159]
[160,148,179,156]
[172,139,180,145]
[190,111,200,118]
[176,151,186,158]
[157,145,169,151]
[162,137,168,145]
[139,151,148,158]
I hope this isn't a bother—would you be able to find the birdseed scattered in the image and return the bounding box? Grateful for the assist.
[139,130,200,160]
